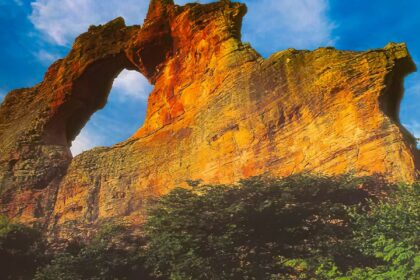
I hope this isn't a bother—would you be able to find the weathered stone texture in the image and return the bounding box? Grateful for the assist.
[0,0,418,237]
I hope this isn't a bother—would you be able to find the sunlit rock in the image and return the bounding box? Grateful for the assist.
[0,0,418,238]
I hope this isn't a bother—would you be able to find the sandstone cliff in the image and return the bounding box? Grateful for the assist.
[0,0,418,237]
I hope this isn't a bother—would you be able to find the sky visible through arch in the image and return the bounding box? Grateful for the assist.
[0,0,419,155]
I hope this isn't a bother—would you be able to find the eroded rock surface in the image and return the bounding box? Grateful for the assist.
[0,0,418,237]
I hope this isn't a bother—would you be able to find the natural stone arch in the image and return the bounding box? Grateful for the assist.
[0,0,417,235]
[0,0,178,223]
[69,68,152,156]
[43,53,141,149]
[0,19,140,222]
[42,1,178,151]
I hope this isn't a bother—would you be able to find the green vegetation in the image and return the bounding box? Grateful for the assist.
[341,184,420,279]
[143,175,374,279]
[34,223,151,280]
[1,175,418,279]
[0,216,45,280]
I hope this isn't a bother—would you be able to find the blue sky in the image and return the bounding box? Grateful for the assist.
[0,0,419,155]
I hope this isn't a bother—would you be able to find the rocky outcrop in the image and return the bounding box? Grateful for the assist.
[0,0,418,237]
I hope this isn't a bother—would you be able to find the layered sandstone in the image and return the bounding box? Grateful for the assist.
[0,0,418,237]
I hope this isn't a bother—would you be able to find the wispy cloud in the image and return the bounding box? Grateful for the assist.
[113,70,152,101]
[70,102,145,156]
[34,49,60,65]
[29,0,335,53]
[176,0,336,56]
[240,0,336,56]
[403,121,420,147]
[88,108,142,139]
[407,121,420,138]
[29,0,150,46]
[70,127,105,156]
[13,0,23,6]
[70,70,151,155]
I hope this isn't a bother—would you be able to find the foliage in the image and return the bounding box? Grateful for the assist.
[143,174,375,279]
[0,215,46,280]
[339,183,420,279]
[34,222,151,280]
[1,175,418,280]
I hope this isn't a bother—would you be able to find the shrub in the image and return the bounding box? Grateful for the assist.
[35,223,151,280]
[143,174,375,279]
[2,175,418,280]
[0,215,46,280]
[340,183,420,279]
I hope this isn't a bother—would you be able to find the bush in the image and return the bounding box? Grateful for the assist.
[35,223,152,280]
[143,174,377,279]
[0,215,46,280]
[340,183,420,279]
[2,175,418,280]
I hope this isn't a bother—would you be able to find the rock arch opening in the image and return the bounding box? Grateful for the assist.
[71,69,152,155]
[42,52,153,157]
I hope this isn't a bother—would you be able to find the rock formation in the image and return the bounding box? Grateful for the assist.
[0,0,418,238]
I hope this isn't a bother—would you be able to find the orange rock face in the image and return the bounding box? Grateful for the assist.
[0,0,418,237]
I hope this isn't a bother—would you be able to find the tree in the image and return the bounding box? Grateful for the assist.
[0,215,45,280]
[35,223,152,280]
[143,174,375,279]
[341,183,420,279]
[2,175,417,280]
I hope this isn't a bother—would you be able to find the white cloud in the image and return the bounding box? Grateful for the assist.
[34,49,60,65]
[403,121,420,148]
[70,127,105,156]
[29,0,335,53]
[239,0,335,55]
[70,70,150,155]
[70,103,146,155]
[174,1,336,55]
[404,121,420,138]
[29,0,150,46]
[113,70,152,101]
